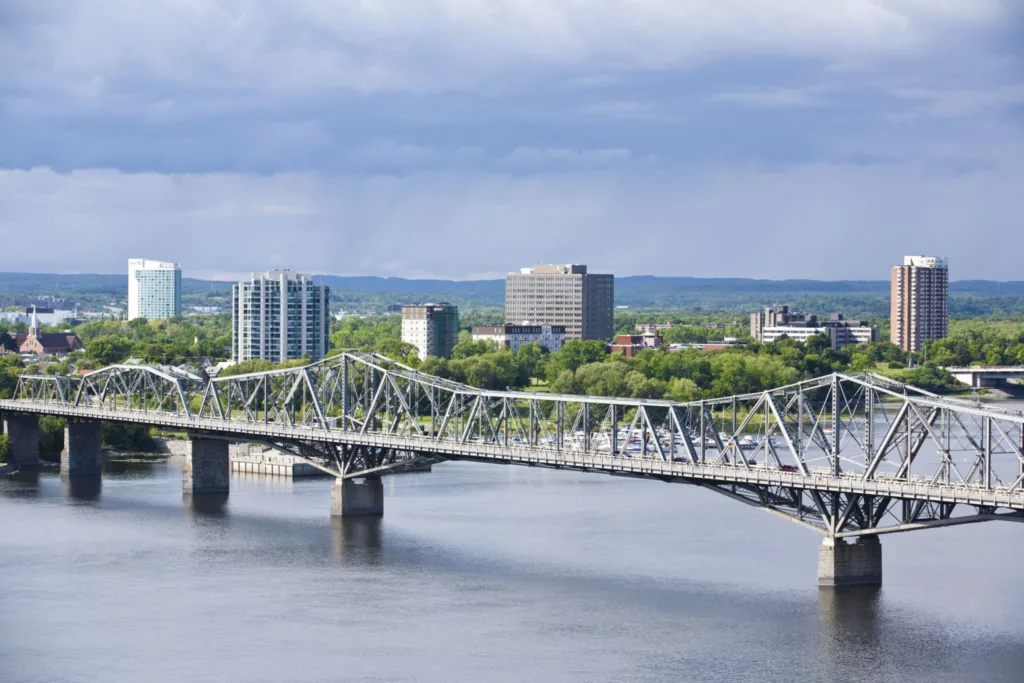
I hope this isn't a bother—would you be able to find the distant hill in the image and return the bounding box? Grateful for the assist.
[1,272,1022,318]
[0,272,231,295]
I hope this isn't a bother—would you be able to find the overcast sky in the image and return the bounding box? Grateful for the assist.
[1,1,1022,281]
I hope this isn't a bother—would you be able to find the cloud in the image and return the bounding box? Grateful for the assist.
[503,147,635,168]
[0,1,1018,175]
[1,162,1021,280]
[709,88,824,109]
[581,101,673,121]
[0,1,1012,101]
[0,0,1021,280]
[893,85,1024,119]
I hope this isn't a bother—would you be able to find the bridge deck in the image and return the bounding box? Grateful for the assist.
[4,400,1022,514]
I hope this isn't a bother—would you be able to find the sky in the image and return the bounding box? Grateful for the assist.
[1,0,1022,281]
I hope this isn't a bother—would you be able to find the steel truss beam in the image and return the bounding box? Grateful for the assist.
[6,354,1024,538]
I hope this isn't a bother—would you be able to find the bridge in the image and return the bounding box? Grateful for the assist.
[2,352,1023,587]
[941,366,1024,389]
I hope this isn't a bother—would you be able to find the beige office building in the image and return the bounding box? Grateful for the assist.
[890,256,949,352]
[504,264,614,341]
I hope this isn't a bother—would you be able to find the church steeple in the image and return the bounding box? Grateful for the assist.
[29,305,38,337]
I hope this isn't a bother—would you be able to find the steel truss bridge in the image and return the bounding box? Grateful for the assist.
[3,352,1024,542]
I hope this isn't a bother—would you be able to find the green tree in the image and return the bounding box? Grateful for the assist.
[805,333,833,357]
[575,362,628,397]
[549,369,580,394]
[0,331,18,353]
[515,342,546,384]
[86,335,134,365]
[39,416,67,455]
[545,340,609,383]
[665,377,701,402]
[451,338,497,359]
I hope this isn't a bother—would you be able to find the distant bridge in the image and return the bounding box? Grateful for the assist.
[941,366,1024,389]
[2,352,1023,587]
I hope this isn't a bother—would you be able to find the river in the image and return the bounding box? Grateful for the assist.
[2,447,1023,682]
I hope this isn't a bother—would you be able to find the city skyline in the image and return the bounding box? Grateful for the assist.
[2,2,1022,280]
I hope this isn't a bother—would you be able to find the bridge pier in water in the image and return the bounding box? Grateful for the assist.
[818,537,882,587]
[183,438,230,494]
[331,477,384,517]
[62,421,102,476]
[4,414,41,470]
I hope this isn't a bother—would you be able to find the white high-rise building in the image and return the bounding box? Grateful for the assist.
[128,259,182,320]
[232,270,330,363]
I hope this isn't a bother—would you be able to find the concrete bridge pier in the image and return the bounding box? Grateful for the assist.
[183,438,230,494]
[330,477,384,517]
[4,414,41,470]
[62,421,102,476]
[818,536,882,587]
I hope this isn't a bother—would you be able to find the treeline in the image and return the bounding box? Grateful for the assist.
[328,320,963,397]
[77,316,232,365]
[6,314,1022,407]
[925,321,1024,367]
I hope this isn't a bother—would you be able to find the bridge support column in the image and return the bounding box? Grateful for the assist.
[330,477,383,517]
[183,438,229,494]
[818,536,882,587]
[62,421,102,476]
[4,415,40,469]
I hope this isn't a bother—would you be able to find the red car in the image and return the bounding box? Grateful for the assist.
[780,465,799,473]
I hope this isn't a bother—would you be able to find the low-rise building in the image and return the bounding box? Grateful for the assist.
[610,333,662,357]
[402,303,459,360]
[669,338,747,352]
[762,315,878,350]
[635,323,674,334]
[750,305,817,342]
[0,312,28,325]
[10,308,84,357]
[471,324,567,353]
[23,307,76,326]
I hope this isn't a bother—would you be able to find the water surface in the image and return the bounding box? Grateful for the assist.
[1,452,1022,683]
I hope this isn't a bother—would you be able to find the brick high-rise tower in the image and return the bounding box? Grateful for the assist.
[890,256,948,352]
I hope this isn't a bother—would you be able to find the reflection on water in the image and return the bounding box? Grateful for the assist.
[819,586,881,640]
[331,517,383,565]
[7,469,41,485]
[818,587,882,680]
[3,470,41,499]
[61,474,102,502]
[184,492,230,518]
[102,453,166,477]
